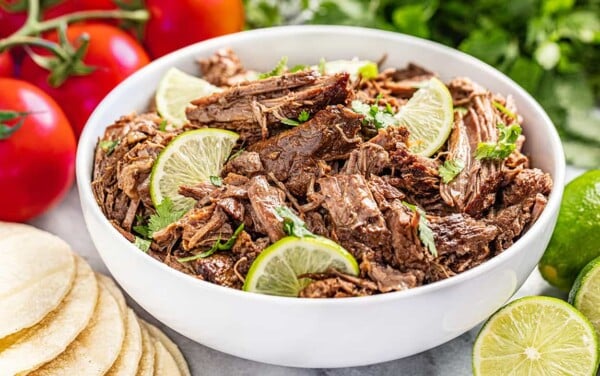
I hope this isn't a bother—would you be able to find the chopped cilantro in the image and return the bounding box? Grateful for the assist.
[358,62,379,80]
[298,109,310,122]
[148,197,187,235]
[281,109,311,127]
[475,123,522,160]
[385,103,394,114]
[318,58,327,75]
[281,118,300,126]
[210,175,223,187]
[492,101,517,121]
[134,236,151,252]
[351,97,399,129]
[99,140,119,155]
[439,159,465,184]
[290,64,308,72]
[159,119,168,131]
[403,202,437,257]
[275,206,314,238]
[178,223,245,262]
[258,56,288,79]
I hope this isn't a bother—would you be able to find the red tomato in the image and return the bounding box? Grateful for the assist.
[0,78,76,222]
[144,0,244,58]
[20,23,149,138]
[0,51,13,77]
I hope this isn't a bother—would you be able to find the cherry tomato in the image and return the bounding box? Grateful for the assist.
[144,0,244,58]
[0,51,14,77]
[20,23,150,138]
[0,78,76,222]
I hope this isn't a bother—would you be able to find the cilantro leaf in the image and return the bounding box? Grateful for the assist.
[492,101,517,121]
[99,140,120,155]
[281,118,300,126]
[281,109,311,126]
[148,197,187,235]
[274,206,314,238]
[134,236,151,252]
[290,64,308,72]
[178,223,245,262]
[403,202,437,257]
[210,175,223,187]
[298,109,310,122]
[159,119,168,131]
[475,123,522,160]
[258,56,288,79]
[439,159,465,184]
[351,99,399,129]
[358,62,379,79]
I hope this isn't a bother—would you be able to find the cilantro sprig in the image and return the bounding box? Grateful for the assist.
[178,223,245,263]
[475,123,522,160]
[258,56,288,79]
[274,206,314,238]
[133,197,187,244]
[403,202,437,257]
[281,110,311,126]
[351,94,398,129]
[439,159,465,183]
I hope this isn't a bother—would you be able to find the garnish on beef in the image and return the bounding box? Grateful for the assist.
[91,50,554,298]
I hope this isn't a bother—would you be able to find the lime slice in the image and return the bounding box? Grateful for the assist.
[155,67,221,128]
[569,256,600,336]
[150,129,239,211]
[394,77,453,157]
[472,296,599,376]
[243,236,359,297]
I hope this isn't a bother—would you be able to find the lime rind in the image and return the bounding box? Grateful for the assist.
[570,256,600,335]
[243,236,359,297]
[155,67,221,128]
[473,296,599,376]
[149,128,239,211]
[395,77,453,157]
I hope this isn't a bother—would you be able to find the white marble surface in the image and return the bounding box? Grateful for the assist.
[29,167,585,376]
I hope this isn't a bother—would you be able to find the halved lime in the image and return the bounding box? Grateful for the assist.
[155,67,221,128]
[243,236,359,297]
[149,129,239,211]
[570,256,600,336]
[395,77,453,157]
[472,296,599,376]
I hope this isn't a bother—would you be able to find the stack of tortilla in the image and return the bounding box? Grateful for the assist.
[0,222,191,376]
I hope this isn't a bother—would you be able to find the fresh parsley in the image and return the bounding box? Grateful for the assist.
[147,197,187,235]
[134,236,151,252]
[403,202,437,257]
[178,223,245,263]
[210,175,223,187]
[274,206,314,238]
[258,56,288,79]
[439,159,465,183]
[99,140,120,155]
[475,123,522,160]
[351,95,399,129]
[358,62,379,80]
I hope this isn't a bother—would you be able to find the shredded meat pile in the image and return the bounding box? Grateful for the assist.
[92,49,553,298]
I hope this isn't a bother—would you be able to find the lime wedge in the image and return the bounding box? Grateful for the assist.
[570,256,600,336]
[149,129,239,211]
[395,77,453,156]
[472,296,599,376]
[243,236,359,297]
[155,67,221,128]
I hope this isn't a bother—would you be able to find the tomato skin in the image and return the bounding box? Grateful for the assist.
[19,23,150,138]
[0,51,14,77]
[144,0,244,58]
[0,78,76,222]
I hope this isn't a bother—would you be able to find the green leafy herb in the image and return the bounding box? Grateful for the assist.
[258,56,288,79]
[298,109,310,122]
[475,123,522,160]
[274,206,314,238]
[385,103,394,114]
[358,62,379,79]
[227,147,245,162]
[318,58,327,75]
[281,118,300,126]
[403,202,437,257]
[210,175,223,187]
[134,236,151,252]
[290,64,308,72]
[351,97,399,129]
[99,140,120,155]
[148,197,186,235]
[178,223,245,262]
[439,159,465,183]
[492,101,517,121]
[0,111,30,140]
[159,119,168,131]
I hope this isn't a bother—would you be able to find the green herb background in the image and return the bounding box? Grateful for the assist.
[244,0,600,168]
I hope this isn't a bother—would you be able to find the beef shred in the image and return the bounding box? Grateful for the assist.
[92,49,553,298]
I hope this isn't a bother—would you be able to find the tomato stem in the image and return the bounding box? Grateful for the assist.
[0,36,67,58]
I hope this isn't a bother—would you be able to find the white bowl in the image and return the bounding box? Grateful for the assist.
[76,25,565,368]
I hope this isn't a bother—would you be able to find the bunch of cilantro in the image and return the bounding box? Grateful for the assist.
[244,0,600,167]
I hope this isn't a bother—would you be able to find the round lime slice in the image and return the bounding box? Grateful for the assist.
[570,256,600,336]
[155,67,221,128]
[149,128,239,211]
[395,77,453,157]
[472,296,599,376]
[243,236,359,297]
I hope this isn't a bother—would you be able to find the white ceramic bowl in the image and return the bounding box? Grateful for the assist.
[77,26,565,368]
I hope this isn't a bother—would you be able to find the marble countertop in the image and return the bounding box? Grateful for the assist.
[29,167,583,376]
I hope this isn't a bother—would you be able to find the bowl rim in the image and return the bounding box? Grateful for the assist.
[76,25,566,306]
